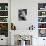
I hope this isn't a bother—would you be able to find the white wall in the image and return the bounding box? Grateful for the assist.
[11,0,46,46]
[11,0,38,45]
[11,0,38,30]
[11,0,46,30]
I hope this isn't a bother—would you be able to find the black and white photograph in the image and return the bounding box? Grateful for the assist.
[18,9,27,21]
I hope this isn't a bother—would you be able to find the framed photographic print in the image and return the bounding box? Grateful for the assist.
[18,9,27,21]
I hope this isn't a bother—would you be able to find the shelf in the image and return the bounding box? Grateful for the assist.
[0,22,8,23]
[38,3,46,37]
[38,28,46,29]
[38,10,46,11]
[38,22,46,23]
[38,16,46,17]
[0,3,8,37]
[0,16,8,17]
[0,10,8,11]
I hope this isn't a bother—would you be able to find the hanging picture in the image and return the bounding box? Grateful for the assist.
[18,9,27,21]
